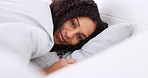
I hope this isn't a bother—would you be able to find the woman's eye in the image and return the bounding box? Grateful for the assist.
[70,19,76,28]
[77,35,83,41]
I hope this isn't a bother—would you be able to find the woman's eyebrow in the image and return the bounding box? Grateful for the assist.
[82,33,87,39]
[75,18,87,39]
[75,18,80,26]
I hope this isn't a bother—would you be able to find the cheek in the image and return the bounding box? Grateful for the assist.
[53,28,60,42]
[87,27,96,37]
[62,21,72,30]
[69,38,79,45]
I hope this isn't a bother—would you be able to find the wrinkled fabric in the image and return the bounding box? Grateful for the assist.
[0,0,54,66]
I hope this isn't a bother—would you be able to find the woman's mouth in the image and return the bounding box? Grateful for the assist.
[59,30,67,43]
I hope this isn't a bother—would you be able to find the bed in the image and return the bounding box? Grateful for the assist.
[45,0,148,78]
[0,0,148,78]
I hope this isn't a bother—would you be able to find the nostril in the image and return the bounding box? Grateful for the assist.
[66,33,70,39]
[65,31,68,35]
[63,31,70,42]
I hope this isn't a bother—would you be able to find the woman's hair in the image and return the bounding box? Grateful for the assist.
[50,0,108,57]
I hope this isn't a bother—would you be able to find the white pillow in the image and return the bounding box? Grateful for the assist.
[67,23,132,61]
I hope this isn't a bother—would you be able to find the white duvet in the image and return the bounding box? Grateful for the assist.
[0,0,54,66]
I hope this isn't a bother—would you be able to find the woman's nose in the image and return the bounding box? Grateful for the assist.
[66,30,77,39]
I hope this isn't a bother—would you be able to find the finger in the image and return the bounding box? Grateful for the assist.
[65,59,77,64]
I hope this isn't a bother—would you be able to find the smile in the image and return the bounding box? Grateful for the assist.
[59,30,68,43]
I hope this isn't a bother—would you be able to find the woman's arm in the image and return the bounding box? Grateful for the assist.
[42,59,76,74]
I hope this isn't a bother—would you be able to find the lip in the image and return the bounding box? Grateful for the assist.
[59,30,68,43]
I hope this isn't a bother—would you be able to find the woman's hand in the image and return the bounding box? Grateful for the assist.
[42,59,77,74]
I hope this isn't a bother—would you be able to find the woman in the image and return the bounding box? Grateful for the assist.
[42,0,108,74]
[50,0,108,56]
[0,0,107,75]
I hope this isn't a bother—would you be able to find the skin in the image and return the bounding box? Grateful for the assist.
[54,16,96,45]
[43,17,96,74]
[43,59,77,74]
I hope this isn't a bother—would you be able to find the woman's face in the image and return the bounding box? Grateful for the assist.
[54,17,96,45]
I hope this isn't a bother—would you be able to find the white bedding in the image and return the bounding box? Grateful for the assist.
[46,0,148,78]
[48,30,148,78]
[32,0,132,69]
[1,0,148,78]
